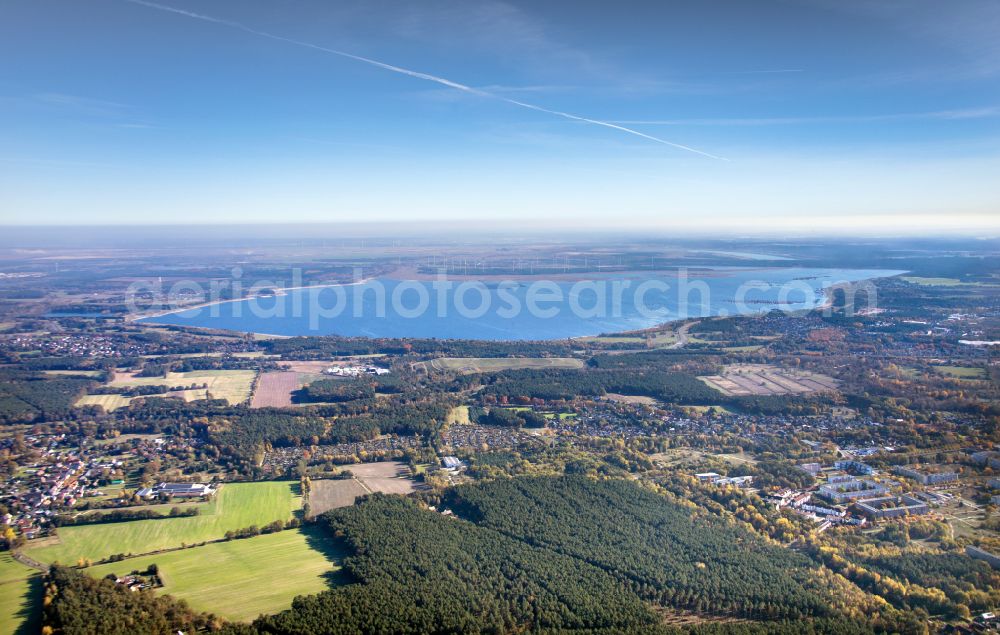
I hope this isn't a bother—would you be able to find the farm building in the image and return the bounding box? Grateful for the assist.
[854,495,928,519]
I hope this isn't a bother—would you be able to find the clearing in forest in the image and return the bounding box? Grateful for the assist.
[251,371,300,408]
[699,364,838,397]
[308,461,418,517]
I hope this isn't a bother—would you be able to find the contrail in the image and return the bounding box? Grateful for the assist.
[123,0,727,160]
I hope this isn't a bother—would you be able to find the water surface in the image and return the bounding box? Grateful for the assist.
[138,268,904,340]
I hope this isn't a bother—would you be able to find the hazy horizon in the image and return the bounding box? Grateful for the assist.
[1,223,998,253]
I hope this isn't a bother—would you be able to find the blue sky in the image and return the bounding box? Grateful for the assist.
[1,0,998,233]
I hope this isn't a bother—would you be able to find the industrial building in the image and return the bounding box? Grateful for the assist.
[136,482,215,499]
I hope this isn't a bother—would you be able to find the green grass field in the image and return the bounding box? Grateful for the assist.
[932,365,988,380]
[26,482,301,565]
[0,553,40,635]
[85,527,341,622]
[541,412,577,420]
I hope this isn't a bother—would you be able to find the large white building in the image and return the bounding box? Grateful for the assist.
[137,482,215,499]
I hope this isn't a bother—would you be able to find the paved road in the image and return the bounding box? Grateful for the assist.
[668,320,698,349]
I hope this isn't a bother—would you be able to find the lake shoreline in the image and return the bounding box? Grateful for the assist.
[134,269,906,342]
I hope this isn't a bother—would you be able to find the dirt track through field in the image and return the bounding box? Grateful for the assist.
[306,461,420,517]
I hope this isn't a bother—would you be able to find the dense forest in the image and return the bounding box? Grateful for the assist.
[260,336,574,359]
[0,369,92,424]
[251,494,668,634]
[229,477,913,634]
[444,476,832,620]
[477,368,721,404]
[39,491,887,635]
[294,378,376,403]
[207,400,452,459]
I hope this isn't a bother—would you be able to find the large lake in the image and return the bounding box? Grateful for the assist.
[138,268,905,340]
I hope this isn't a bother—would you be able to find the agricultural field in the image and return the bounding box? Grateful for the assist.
[698,363,838,396]
[93,432,163,446]
[85,527,341,622]
[345,461,419,495]
[307,479,370,517]
[250,370,300,408]
[76,369,257,409]
[279,361,334,372]
[0,553,40,635]
[25,482,300,565]
[308,461,418,518]
[418,357,584,373]
[604,393,658,405]
[42,369,104,378]
[116,369,256,404]
[75,393,133,411]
